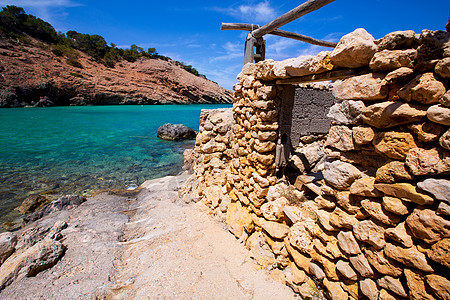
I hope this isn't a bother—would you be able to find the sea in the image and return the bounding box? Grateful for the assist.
[0,104,231,228]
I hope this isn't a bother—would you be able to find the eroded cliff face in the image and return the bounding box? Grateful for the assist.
[0,38,233,107]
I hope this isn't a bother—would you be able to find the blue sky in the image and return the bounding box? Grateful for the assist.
[1,0,449,89]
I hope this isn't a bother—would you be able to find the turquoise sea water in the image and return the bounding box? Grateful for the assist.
[0,104,231,226]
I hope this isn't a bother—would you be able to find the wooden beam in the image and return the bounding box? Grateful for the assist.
[221,23,337,48]
[251,0,336,38]
[276,68,371,85]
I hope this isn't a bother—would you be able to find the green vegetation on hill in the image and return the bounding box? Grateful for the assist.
[0,5,204,77]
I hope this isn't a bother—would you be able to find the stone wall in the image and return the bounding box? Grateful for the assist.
[183,28,450,300]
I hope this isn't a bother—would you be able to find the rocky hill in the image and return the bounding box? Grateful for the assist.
[0,37,233,107]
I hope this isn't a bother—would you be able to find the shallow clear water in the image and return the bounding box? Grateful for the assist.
[0,104,230,226]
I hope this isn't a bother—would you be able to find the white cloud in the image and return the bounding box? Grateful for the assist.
[211,1,277,24]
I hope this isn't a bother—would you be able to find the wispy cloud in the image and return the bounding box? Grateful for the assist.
[210,41,243,63]
[210,1,277,24]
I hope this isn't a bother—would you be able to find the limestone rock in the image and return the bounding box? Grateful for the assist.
[378,276,408,297]
[284,238,311,271]
[335,191,362,216]
[260,219,289,240]
[323,160,361,190]
[226,201,253,238]
[353,220,386,250]
[373,131,417,160]
[382,196,409,215]
[440,129,450,150]
[316,209,338,232]
[341,279,359,299]
[435,57,450,78]
[245,231,275,269]
[385,223,413,248]
[360,278,379,300]
[324,125,355,151]
[157,123,196,140]
[337,231,361,255]
[378,289,398,300]
[377,30,416,50]
[405,147,450,176]
[322,277,349,300]
[375,161,413,183]
[427,104,450,125]
[350,254,374,278]
[383,67,415,84]
[253,140,276,153]
[284,51,334,77]
[308,261,325,280]
[288,220,316,254]
[428,238,449,267]
[0,238,64,290]
[417,178,450,203]
[398,73,446,104]
[333,73,388,101]
[440,90,450,107]
[352,126,375,145]
[329,208,358,229]
[414,124,447,146]
[0,232,17,264]
[326,100,365,125]
[364,248,403,277]
[404,269,435,300]
[24,195,87,223]
[330,28,377,68]
[370,49,417,72]
[374,183,434,205]
[385,243,434,272]
[336,260,358,280]
[17,194,51,215]
[350,177,383,197]
[425,274,450,300]
[361,199,401,226]
[362,101,427,129]
[406,208,450,244]
[261,197,288,221]
[437,201,450,216]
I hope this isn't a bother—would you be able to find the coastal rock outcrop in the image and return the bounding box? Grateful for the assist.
[157,123,196,140]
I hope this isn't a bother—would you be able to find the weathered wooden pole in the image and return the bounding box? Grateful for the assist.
[251,0,336,38]
[221,23,337,48]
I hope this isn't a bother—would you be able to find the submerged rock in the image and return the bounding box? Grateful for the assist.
[157,123,196,140]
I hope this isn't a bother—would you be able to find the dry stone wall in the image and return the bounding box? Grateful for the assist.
[183,27,450,300]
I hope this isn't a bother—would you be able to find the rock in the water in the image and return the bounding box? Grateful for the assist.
[0,232,17,264]
[427,104,450,125]
[0,238,64,290]
[17,194,51,215]
[157,123,196,140]
[33,96,54,107]
[330,28,377,68]
[376,30,416,50]
[369,49,417,72]
[361,101,427,129]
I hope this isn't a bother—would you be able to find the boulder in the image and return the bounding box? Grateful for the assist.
[17,194,51,215]
[406,208,450,244]
[376,30,416,50]
[361,199,401,226]
[440,90,450,107]
[385,222,414,247]
[322,278,348,300]
[349,254,374,278]
[398,73,446,104]
[226,201,253,238]
[375,161,413,183]
[405,147,450,176]
[283,51,334,77]
[417,29,450,60]
[374,182,434,205]
[245,232,275,269]
[308,261,325,280]
[0,232,17,264]
[373,131,417,160]
[427,104,450,125]
[364,248,403,277]
[435,57,450,78]
[409,122,445,142]
[353,220,386,250]
[333,73,388,101]
[382,196,409,216]
[425,274,450,300]
[437,202,450,216]
[369,49,417,72]
[428,238,449,268]
[288,220,316,254]
[361,101,427,129]
[324,125,354,151]
[156,123,196,140]
[329,208,358,229]
[352,126,375,145]
[350,177,383,197]
[417,178,450,203]
[260,219,290,240]
[385,243,434,272]
[0,239,64,290]
[336,260,358,280]
[33,96,54,107]
[326,100,365,125]
[359,278,379,300]
[330,28,377,68]
[440,129,450,150]
[261,197,288,221]
[383,67,415,84]
[405,269,436,300]
[337,231,361,255]
[377,276,408,297]
[323,160,361,190]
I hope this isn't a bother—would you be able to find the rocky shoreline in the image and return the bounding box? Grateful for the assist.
[0,37,233,107]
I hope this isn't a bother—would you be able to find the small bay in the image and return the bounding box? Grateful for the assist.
[0,104,230,226]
